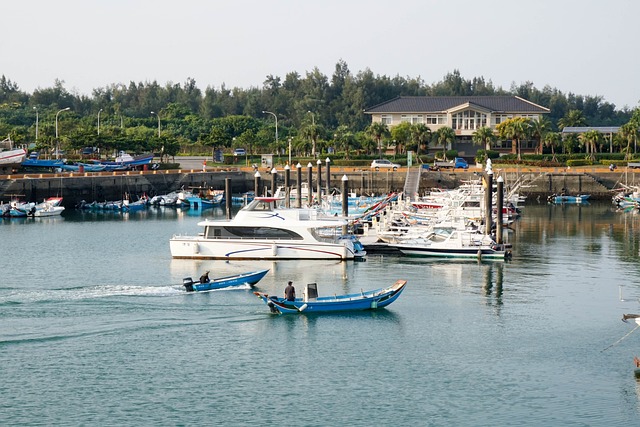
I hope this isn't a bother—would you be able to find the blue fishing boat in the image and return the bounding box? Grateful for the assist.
[22,158,65,169]
[59,163,107,172]
[254,279,407,314]
[96,152,154,170]
[548,194,590,203]
[182,269,270,292]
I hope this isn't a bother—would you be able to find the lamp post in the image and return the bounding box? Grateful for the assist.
[262,110,278,150]
[33,107,39,142]
[97,108,103,135]
[150,111,161,137]
[308,110,315,126]
[55,107,70,159]
[151,110,162,161]
[288,137,292,165]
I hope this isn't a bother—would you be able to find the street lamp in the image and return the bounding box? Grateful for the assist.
[97,108,103,135]
[308,110,315,126]
[288,137,292,165]
[262,110,278,149]
[55,107,70,159]
[150,111,161,137]
[33,106,38,142]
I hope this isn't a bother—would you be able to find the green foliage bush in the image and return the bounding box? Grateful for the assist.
[566,159,595,167]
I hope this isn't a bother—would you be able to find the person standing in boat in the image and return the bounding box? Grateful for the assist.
[200,270,210,283]
[284,281,296,301]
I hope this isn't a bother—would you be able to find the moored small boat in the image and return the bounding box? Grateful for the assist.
[183,269,270,292]
[548,194,590,204]
[254,279,407,314]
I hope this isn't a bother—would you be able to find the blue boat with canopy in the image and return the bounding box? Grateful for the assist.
[254,279,406,314]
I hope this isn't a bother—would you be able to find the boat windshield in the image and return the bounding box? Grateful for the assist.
[205,226,303,240]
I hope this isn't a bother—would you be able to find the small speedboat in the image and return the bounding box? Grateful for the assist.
[254,279,407,314]
[182,269,269,292]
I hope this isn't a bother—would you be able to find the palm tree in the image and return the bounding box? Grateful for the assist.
[390,121,412,156]
[496,117,531,161]
[529,117,551,155]
[619,122,639,160]
[301,122,322,157]
[558,109,587,130]
[410,123,432,160]
[471,126,496,151]
[334,125,355,160]
[543,132,561,162]
[579,129,602,161]
[366,121,389,158]
[436,127,456,160]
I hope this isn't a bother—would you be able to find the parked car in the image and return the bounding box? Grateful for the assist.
[233,148,246,156]
[371,159,400,171]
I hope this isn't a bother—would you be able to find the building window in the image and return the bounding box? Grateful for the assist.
[401,114,424,124]
[451,110,487,130]
[381,115,392,125]
[493,114,512,125]
[426,115,446,125]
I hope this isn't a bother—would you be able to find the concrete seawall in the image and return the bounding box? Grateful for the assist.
[1,167,638,207]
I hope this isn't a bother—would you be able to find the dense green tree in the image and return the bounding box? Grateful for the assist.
[0,63,637,161]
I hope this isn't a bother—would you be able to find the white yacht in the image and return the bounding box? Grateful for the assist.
[170,197,366,260]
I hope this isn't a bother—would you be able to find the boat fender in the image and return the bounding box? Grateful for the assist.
[192,243,199,254]
[271,244,278,256]
[298,304,308,312]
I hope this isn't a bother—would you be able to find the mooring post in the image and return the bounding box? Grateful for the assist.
[254,171,261,197]
[484,170,493,236]
[341,174,349,235]
[296,163,302,208]
[496,175,504,244]
[307,162,313,206]
[225,178,232,219]
[325,157,331,196]
[284,164,290,208]
[316,159,322,205]
[271,167,277,197]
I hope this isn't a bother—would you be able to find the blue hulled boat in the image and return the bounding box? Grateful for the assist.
[254,279,406,314]
[549,194,590,203]
[183,269,270,292]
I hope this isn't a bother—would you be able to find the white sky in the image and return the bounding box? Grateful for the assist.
[3,0,639,109]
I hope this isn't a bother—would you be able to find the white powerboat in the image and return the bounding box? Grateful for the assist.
[393,228,511,260]
[170,197,366,260]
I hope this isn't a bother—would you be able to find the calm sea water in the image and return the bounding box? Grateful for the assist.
[2,203,640,426]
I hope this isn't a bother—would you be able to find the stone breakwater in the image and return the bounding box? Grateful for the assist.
[0,167,637,207]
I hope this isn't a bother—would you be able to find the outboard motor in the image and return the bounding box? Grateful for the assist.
[183,277,195,292]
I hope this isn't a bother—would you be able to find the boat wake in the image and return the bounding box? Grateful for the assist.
[0,284,184,305]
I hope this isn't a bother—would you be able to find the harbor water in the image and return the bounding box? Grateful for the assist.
[2,203,640,426]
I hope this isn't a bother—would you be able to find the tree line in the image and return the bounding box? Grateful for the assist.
[0,62,638,160]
